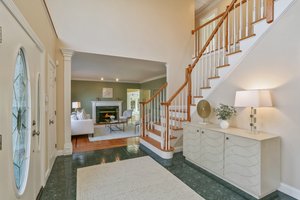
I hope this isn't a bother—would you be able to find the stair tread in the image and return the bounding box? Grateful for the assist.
[170,126,183,131]
[169,109,187,113]
[148,128,161,136]
[238,34,256,42]
[148,128,178,139]
[169,117,187,122]
[200,86,211,89]
[252,17,266,24]
[216,64,230,68]
[140,136,174,151]
[226,50,242,56]
[193,96,203,98]
[208,76,220,79]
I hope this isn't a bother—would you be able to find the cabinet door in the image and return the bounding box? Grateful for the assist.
[183,125,201,164]
[224,134,261,195]
[199,129,224,175]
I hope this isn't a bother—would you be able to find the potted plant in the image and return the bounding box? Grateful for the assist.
[214,104,236,129]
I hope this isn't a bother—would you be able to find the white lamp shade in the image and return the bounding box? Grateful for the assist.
[72,102,81,109]
[234,90,272,108]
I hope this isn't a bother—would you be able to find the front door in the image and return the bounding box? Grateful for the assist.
[0,2,45,199]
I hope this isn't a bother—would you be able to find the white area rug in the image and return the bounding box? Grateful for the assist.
[89,125,139,142]
[77,156,204,200]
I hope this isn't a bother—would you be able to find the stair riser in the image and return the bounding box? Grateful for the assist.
[148,131,162,143]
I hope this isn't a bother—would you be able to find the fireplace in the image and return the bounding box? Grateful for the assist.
[96,106,119,123]
[91,101,122,123]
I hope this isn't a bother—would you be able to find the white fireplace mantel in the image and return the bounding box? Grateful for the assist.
[91,101,122,123]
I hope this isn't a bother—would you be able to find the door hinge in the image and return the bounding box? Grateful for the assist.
[55,144,57,148]
[54,77,56,82]
[55,110,57,115]
[0,27,2,44]
[0,134,2,150]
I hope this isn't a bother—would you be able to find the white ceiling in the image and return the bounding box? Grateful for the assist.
[71,52,166,83]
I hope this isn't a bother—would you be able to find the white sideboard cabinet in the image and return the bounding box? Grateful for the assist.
[183,123,280,199]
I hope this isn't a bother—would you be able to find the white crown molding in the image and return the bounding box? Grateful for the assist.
[1,0,45,52]
[71,74,166,84]
[139,74,166,84]
[71,77,140,84]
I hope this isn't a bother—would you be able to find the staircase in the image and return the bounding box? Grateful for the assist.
[139,0,295,159]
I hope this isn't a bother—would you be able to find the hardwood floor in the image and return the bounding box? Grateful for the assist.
[71,135,140,153]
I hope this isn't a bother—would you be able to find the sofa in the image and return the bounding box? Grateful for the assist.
[71,114,94,136]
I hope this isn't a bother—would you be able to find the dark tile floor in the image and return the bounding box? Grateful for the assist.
[40,144,295,200]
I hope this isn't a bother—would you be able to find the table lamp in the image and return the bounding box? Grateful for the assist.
[234,90,272,132]
[72,101,81,112]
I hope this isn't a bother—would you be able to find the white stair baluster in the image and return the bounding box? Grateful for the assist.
[253,0,257,22]
[239,0,243,40]
[246,0,249,36]
[260,0,264,19]
[234,1,237,50]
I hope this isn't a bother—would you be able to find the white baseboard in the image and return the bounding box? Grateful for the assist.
[174,146,183,153]
[63,142,73,155]
[56,150,64,156]
[278,183,300,199]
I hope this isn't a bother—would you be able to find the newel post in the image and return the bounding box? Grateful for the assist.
[140,102,145,137]
[187,65,192,122]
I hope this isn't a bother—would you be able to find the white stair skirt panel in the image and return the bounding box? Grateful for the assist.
[140,138,173,159]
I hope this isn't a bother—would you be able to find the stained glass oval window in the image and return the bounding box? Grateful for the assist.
[12,49,31,194]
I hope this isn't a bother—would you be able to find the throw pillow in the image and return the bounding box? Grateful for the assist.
[71,113,78,120]
[77,109,88,120]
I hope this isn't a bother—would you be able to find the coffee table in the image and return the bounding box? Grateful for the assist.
[96,119,127,133]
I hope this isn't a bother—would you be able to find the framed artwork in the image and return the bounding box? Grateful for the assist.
[102,88,113,98]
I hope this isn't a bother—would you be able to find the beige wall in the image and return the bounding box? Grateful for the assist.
[193,0,300,191]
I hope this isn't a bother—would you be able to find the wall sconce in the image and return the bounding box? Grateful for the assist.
[234,90,272,132]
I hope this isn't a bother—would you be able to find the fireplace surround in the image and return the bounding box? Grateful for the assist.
[91,101,122,123]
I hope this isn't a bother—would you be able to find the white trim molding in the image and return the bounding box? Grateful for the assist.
[61,48,74,155]
[139,74,166,84]
[1,0,45,52]
[278,183,300,200]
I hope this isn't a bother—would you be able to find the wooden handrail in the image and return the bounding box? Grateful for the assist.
[192,12,225,34]
[140,82,168,105]
[192,0,253,34]
[161,67,192,105]
[191,0,238,69]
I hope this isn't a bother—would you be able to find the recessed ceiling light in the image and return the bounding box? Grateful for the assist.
[100,77,104,81]
[116,78,119,82]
